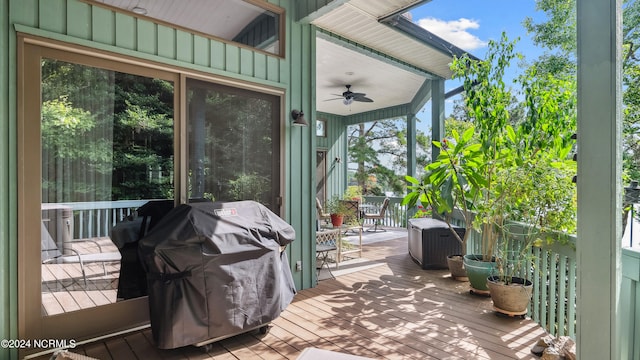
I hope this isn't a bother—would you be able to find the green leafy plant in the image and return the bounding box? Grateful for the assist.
[404,32,577,274]
[343,185,363,201]
[489,157,576,283]
[325,196,349,216]
[229,173,268,201]
[403,126,485,255]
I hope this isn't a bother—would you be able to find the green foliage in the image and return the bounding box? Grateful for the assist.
[403,126,484,252]
[325,196,349,216]
[404,33,577,268]
[348,119,431,195]
[412,205,432,219]
[525,0,640,193]
[41,59,175,202]
[343,185,363,201]
[41,96,98,158]
[229,173,268,201]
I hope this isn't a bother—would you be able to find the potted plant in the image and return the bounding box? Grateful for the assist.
[341,186,363,225]
[405,33,577,295]
[325,196,349,227]
[485,157,576,315]
[403,127,483,280]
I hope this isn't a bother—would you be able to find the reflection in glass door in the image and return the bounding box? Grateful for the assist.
[186,79,281,214]
[39,58,175,316]
[20,40,283,348]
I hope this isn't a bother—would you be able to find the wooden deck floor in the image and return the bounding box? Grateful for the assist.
[42,237,121,316]
[35,235,546,360]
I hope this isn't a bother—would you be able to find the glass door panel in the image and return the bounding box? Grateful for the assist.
[186,79,280,214]
[40,58,174,316]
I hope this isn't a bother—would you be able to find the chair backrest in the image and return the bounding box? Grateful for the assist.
[316,197,328,217]
[340,199,360,224]
[379,198,390,217]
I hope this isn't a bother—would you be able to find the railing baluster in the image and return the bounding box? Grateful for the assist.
[567,256,577,338]
[532,247,541,321]
[549,252,558,334]
[77,212,84,239]
[558,255,568,337]
[541,250,549,332]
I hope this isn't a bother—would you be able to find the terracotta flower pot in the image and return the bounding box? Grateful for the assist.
[330,214,344,227]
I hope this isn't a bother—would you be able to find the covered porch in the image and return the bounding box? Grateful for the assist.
[32,234,547,360]
[0,0,629,359]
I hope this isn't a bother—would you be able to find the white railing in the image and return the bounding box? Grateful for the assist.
[361,196,407,228]
[54,200,152,239]
[621,246,640,359]
[446,211,578,337]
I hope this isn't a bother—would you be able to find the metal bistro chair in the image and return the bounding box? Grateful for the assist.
[315,228,340,283]
[362,197,390,232]
[41,222,121,287]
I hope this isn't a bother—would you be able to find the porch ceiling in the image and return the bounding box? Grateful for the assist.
[315,36,428,117]
[88,0,461,118]
[312,0,460,117]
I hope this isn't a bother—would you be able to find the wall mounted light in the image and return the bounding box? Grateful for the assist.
[291,110,308,127]
[132,6,148,15]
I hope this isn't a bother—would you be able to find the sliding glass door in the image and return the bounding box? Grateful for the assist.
[186,79,281,213]
[18,38,282,347]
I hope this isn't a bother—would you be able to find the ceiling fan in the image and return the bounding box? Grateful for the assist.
[326,85,374,105]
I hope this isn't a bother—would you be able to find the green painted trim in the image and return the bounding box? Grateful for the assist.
[431,78,444,160]
[576,0,623,358]
[340,104,412,126]
[407,113,417,180]
[1,0,18,358]
[623,248,640,282]
[316,29,438,79]
[621,247,640,359]
[295,0,347,23]
[410,79,433,114]
[13,24,286,90]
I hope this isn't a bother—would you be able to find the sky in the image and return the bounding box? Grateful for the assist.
[408,0,548,128]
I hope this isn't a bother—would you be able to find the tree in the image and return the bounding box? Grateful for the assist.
[404,33,577,266]
[347,119,431,195]
[41,59,175,202]
[524,0,640,180]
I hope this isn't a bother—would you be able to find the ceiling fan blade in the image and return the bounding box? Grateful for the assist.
[350,92,367,97]
[353,96,374,103]
[324,97,344,101]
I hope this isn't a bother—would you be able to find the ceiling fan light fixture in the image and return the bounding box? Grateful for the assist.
[343,97,353,105]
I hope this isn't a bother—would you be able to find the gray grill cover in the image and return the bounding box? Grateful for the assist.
[138,201,296,349]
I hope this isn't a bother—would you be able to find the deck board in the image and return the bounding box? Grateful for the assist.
[32,235,546,360]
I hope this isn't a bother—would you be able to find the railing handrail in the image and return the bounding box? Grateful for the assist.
[43,199,165,239]
[46,199,153,210]
[362,196,406,228]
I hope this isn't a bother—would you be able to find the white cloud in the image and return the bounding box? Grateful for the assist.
[416,17,487,51]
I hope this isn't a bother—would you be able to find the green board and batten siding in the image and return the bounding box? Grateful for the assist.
[0,1,318,354]
[316,112,348,200]
[1,0,18,357]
